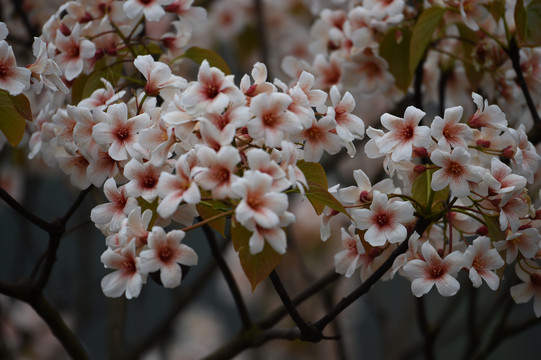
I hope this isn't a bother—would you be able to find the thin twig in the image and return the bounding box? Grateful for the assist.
[202,223,252,329]
[0,186,53,232]
[269,270,322,342]
[313,218,431,332]
[506,37,541,145]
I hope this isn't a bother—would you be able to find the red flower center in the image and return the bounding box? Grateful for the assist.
[159,247,172,262]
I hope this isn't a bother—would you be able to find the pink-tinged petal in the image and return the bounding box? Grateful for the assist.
[481,270,500,291]
[510,283,533,304]
[101,271,127,298]
[431,169,448,192]
[403,259,427,278]
[365,226,387,247]
[351,208,372,229]
[265,228,287,254]
[160,263,182,288]
[177,244,198,266]
[449,177,470,198]
[157,192,183,218]
[139,250,162,273]
[411,278,434,297]
[469,267,483,288]
[383,223,407,244]
[434,275,460,296]
[249,231,265,254]
[125,273,143,299]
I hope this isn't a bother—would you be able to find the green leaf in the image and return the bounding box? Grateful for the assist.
[296,161,347,216]
[485,0,506,23]
[409,6,447,75]
[481,213,506,243]
[0,90,32,147]
[514,0,541,46]
[380,26,413,92]
[410,168,449,212]
[456,24,484,93]
[231,221,282,291]
[70,60,123,105]
[182,47,231,75]
[196,202,227,237]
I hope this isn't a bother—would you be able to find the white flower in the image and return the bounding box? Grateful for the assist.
[351,190,415,247]
[139,227,198,288]
[462,236,505,290]
[0,41,31,95]
[402,241,463,297]
[134,55,187,97]
[101,240,146,299]
[430,147,484,198]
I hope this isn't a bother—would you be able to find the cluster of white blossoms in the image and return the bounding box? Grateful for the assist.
[328,95,541,313]
[1,0,541,319]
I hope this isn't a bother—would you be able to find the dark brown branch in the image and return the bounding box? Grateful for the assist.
[30,293,89,360]
[506,37,541,145]
[202,223,252,329]
[259,270,340,329]
[0,186,54,232]
[313,217,431,332]
[61,187,92,226]
[269,270,323,342]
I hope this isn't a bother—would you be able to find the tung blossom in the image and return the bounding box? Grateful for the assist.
[375,106,431,162]
[0,40,31,95]
[402,241,463,297]
[232,170,289,230]
[430,147,484,198]
[139,227,198,288]
[351,190,415,247]
[134,55,187,97]
[462,236,505,290]
[101,240,146,299]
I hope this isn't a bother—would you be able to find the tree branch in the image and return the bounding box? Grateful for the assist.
[202,223,252,330]
[506,36,541,145]
[313,217,431,332]
[0,186,53,232]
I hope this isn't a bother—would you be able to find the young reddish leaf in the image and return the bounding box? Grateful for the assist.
[297,161,347,216]
[380,26,412,92]
[182,47,231,75]
[409,6,447,75]
[231,221,282,291]
[0,90,32,146]
[196,201,227,237]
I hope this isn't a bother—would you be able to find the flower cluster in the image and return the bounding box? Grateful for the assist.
[327,95,541,310]
[1,0,540,321]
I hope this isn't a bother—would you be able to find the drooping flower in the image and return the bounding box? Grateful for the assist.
[91,178,138,232]
[462,236,505,290]
[510,263,541,317]
[54,23,96,81]
[139,226,198,288]
[494,228,541,264]
[192,145,240,199]
[134,55,187,97]
[334,226,363,278]
[402,241,463,297]
[101,239,146,299]
[232,170,289,230]
[0,40,31,95]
